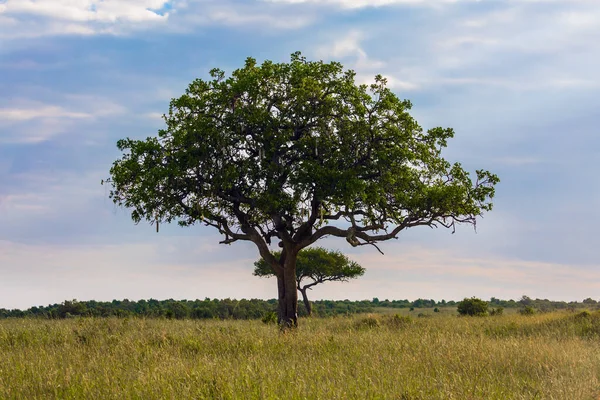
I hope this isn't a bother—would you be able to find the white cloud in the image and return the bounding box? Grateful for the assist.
[143,112,165,121]
[200,5,314,29]
[0,0,316,38]
[0,97,126,143]
[1,0,170,23]
[316,30,419,90]
[268,0,600,8]
[0,105,91,121]
[0,169,106,214]
[0,194,51,212]
[316,30,366,59]
[310,1,600,94]
[0,0,171,38]
[265,0,467,8]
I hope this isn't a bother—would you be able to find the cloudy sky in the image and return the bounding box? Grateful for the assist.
[1,0,599,309]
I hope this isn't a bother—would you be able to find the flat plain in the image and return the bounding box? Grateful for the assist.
[1,311,599,399]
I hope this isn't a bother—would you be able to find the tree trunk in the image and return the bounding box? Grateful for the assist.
[299,287,312,316]
[276,253,298,327]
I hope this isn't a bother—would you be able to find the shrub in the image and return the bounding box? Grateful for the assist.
[457,297,488,316]
[489,307,504,316]
[261,312,278,324]
[388,314,413,328]
[355,315,381,329]
[575,310,591,320]
[433,308,440,313]
[519,306,536,316]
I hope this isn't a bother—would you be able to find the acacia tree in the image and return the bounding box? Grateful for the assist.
[254,247,365,316]
[106,52,499,327]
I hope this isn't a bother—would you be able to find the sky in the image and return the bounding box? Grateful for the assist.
[1,0,599,309]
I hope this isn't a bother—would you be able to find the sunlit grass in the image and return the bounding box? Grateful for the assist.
[1,311,599,399]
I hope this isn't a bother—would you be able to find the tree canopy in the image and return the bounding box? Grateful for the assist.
[254,247,365,315]
[106,52,499,326]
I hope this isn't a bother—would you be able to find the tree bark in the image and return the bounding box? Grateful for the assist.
[298,287,312,316]
[277,274,285,324]
[277,252,298,327]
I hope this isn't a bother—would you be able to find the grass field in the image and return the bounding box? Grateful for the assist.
[1,311,599,399]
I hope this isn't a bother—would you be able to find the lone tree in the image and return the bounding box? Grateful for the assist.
[106,52,499,327]
[254,247,365,316]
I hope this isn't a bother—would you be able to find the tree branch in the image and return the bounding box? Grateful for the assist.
[293,197,320,242]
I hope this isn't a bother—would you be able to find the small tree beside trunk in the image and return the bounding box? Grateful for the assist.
[254,247,365,316]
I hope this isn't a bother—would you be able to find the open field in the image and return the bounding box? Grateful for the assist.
[1,311,599,399]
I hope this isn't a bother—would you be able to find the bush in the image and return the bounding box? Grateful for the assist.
[434,308,440,313]
[388,314,413,327]
[519,306,536,316]
[355,315,380,329]
[575,310,591,320]
[261,312,278,324]
[489,307,504,316]
[457,297,488,316]
[519,306,536,315]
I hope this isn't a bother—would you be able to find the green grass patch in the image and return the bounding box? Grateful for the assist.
[1,312,599,399]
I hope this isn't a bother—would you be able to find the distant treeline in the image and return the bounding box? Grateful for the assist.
[0,298,371,319]
[0,296,596,320]
[374,296,599,312]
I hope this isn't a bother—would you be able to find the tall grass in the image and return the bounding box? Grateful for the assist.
[1,311,599,399]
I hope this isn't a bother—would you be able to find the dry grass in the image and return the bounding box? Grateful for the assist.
[1,311,599,399]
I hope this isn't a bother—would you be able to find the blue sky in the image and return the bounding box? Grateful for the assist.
[1,0,599,309]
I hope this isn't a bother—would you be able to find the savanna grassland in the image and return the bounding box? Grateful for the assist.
[1,311,599,399]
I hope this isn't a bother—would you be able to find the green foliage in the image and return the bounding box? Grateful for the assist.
[575,310,592,319]
[3,297,597,321]
[433,307,440,313]
[105,51,499,325]
[57,300,88,318]
[519,306,536,316]
[254,247,364,286]
[569,310,600,337]
[457,297,489,316]
[389,314,413,327]
[2,313,600,399]
[261,312,278,324]
[106,51,498,269]
[489,307,504,316]
[0,298,378,320]
[355,315,381,329]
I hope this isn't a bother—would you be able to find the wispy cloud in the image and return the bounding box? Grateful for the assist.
[0,0,174,38]
[264,0,470,9]
[315,30,418,90]
[1,0,171,23]
[0,238,270,309]
[0,97,126,143]
[346,244,600,301]
[0,0,317,38]
[191,4,315,30]
[308,1,600,93]
[0,105,91,121]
